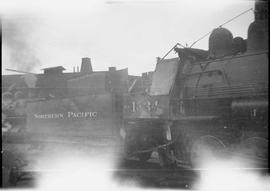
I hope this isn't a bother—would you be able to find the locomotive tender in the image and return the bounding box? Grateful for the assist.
[2,58,136,186]
[121,1,268,167]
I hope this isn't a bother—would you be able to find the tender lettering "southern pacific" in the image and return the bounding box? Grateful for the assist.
[67,112,97,118]
[34,112,98,119]
[34,113,64,119]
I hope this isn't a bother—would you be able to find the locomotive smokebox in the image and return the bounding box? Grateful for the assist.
[80,57,93,73]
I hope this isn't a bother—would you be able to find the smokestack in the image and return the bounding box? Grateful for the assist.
[77,66,79,73]
[247,0,268,51]
[73,67,75,73]
[80,57,93,73]
[254,0,268,21]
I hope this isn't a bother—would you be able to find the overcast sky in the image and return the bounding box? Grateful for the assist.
[1,0,254,76]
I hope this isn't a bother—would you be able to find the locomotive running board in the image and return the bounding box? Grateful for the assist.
[172,115,219,121]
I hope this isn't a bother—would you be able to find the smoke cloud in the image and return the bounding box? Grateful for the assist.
[194,157,270,191]
[2,16,41,72]
[28,143,141,191]
[22,73,38,88]
[191,144,270,191]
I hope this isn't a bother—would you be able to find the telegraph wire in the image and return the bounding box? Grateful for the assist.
[189,8,253,48]
[158,8,253,63]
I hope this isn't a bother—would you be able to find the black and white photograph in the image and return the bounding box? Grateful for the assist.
[1,0,269,190]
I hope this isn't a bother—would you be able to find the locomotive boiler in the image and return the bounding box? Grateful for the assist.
[121,1,268,167]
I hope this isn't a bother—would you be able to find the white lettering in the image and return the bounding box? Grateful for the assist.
[34,113,64,119]
[91,112,97,118]
[34,112,97,119]
[67,112,97,118]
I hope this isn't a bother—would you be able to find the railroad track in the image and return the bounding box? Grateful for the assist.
[3,139,268,189]
[114,157,198,189]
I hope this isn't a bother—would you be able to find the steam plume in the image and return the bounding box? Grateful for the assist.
[2,16,41,72]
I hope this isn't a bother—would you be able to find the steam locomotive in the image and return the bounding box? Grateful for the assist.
[2,60,133,141]
[2,59,135,186]
[121,1,268,167]
[2,1,268,179]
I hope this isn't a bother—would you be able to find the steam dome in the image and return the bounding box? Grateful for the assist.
[209,27,233,58]
[232,37,246,54]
